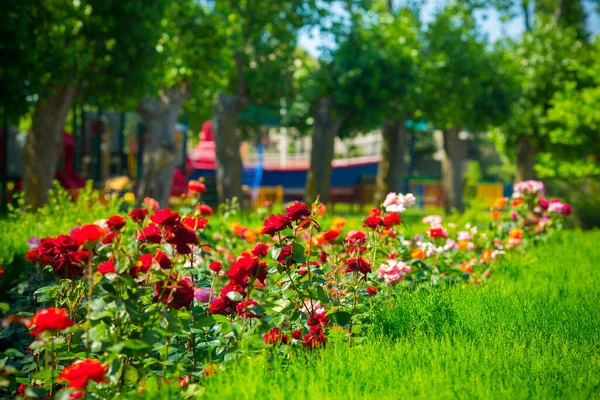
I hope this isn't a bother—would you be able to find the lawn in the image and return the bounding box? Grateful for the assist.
[201,229,600,400]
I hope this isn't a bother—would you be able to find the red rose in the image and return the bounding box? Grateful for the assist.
[345,230,367,246]
[187,180,206,194]
[285,202,311,221]
[102,231,119,245]
[98,259,116,274]
[136,224,162,243]
[366,286,378,295]
[150,209,180,226]
[236,299,260,318]
[307,311,329,327]
[251,243,269,258]
[383,213,401,227]
[181,216,208,230]
[198,204,213,216]
[209,261,223,272]
[292,329,303,340]
[318,250,328,263]
[276,245,293,266]
[154,276,195,309]
[166,224,198,254]
[106,215,126,231]
[344,257,371,276]
[28,307,74,336]
[302,325,326,348]
[210,297,235,315]
[363,215,383,229]
[262,214,292,236]
[220,281,247,299]
[71,224,106,245]
[263,327,288,344]
[323,230,339,241]
[426,227,448,238]
[134,251,172,278]
[58,359,108,390]
[129,208,148,222]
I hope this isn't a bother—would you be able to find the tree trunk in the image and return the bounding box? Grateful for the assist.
[515,136,537,182]
[23,85,78,209]
[374,117,407,205]
[213,93,244,204]
[441,126,466,214]
[304,97,346,204]
[137,84,190,208]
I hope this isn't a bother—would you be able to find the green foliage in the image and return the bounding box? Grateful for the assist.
[422,5,517,131]
[198,230,600,399]
[0,182,121,296]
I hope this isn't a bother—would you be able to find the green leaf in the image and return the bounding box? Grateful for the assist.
[25,387,48,398]
[0,303,9,312]
[327,311,352,327]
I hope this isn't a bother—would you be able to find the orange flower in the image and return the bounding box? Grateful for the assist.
[458,240,469,250]
[410,248,426,260]
[243,230,257,242]
[493,197,508,209]
[512,199,525,207]
[490,210,500,219]
[330,217,346,232]
[58,359,107,389]
[509,228,524,239]
[460,260,475,273]
[27,308,74,336]
[481,249,493,264]
[230,222,243,236]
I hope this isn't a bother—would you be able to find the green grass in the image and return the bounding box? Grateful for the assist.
[201,229,600,399]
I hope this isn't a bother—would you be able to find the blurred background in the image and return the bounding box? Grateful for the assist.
[0,0,599,226]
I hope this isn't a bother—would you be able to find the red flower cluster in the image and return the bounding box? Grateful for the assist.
[98,259,116,274]
[187,180,206,194]
[383,213,401,227]
[236,299,260,319]
[263,327,289,344]
[262,214,292,236]
[210,254,267,316]
[106,215,126,231]
[285,202,311,221]
[136,224,162,243]
[25,235,88,278]
[134,209,202,254]
[363,208,383,230]
[70,224,106,245]
[226,254,267,287]
[132,251,172,278]
[58,359,108,390]
[129,208,148,222]
[251,243,269,258]
[345,230,367,246]
[27,307,74,336]
[154,276,195,310]
[426,227,448,238]
[344,257,372,276]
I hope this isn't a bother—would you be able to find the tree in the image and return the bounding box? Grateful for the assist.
[0,0,169,208]
[135,1,223,207]
[206,1,322,204]
[488,0,593,181]
[422,6,516,213]
[366,4,423,204]
[500,24,585,181]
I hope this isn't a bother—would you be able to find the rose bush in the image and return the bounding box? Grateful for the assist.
[0,180,570,398]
